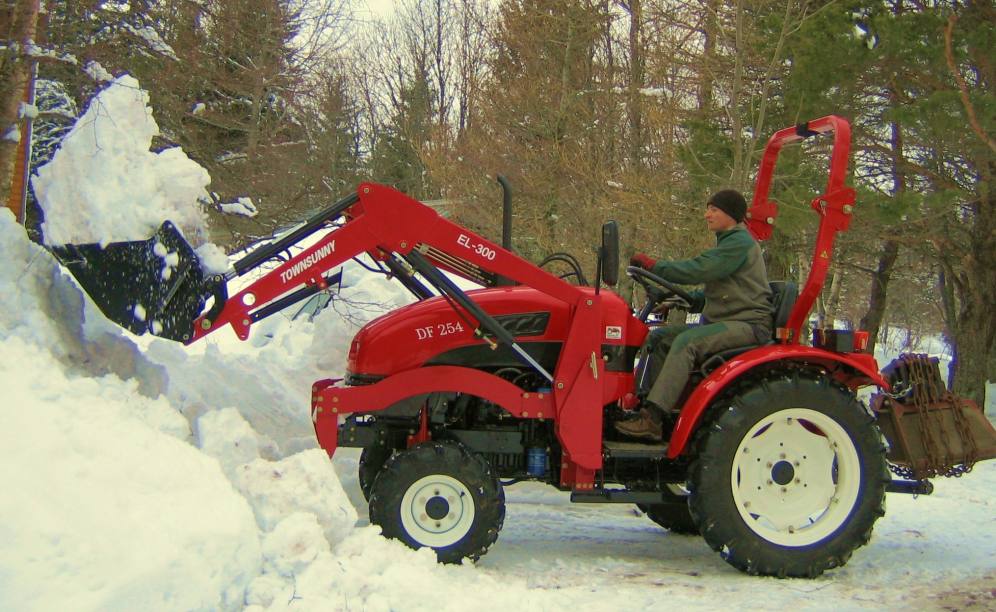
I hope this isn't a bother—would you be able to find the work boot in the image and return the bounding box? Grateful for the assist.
[613,407,664,443]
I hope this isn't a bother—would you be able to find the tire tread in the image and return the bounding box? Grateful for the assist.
[369,441,504,563]
[688,369,888,578]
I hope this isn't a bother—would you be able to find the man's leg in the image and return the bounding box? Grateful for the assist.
[616,321,756,442]
[646,321,757,412]
[635,324,691,398]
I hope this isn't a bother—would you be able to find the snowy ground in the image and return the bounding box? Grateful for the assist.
[3,75,993,611]
[366,461,996,612]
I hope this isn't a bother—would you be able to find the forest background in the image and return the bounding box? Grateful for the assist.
[1,0,993,403]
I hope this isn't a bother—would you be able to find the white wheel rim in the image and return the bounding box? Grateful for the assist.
[399,474,476,548]
[731,408,862,547]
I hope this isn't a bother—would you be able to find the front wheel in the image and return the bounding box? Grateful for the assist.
[689,371,888,578]
[358,444,394,502]
[369,441,505,563]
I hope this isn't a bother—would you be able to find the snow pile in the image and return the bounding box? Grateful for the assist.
[140,252,417,453]
[233,450,357,545]
[32,74,211,247]
[0,212,169,396]
[0,213,261,611]
[196,407,272,477]
[5,73,449,610]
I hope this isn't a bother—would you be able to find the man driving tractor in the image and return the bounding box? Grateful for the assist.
[615,189,773,442]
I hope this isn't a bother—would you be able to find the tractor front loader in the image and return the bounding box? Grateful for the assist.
[52,116,996,577]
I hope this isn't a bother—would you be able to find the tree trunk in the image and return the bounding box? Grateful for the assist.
[555,19,574,146]
[859,239,899,355]
[827,265,843,327]
[946,191,996,403]
[434,0,447,130]
[697,0,716,112]
[860,92,906,355]
[602,0,615,166]
[815,266,842,329]
[626,0,643,171]
[729,0,745,185]
[0,0,40,208]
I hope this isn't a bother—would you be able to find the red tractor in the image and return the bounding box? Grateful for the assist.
[56,116,996,577]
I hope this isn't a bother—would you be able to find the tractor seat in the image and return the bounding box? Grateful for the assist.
[698,281,798,374]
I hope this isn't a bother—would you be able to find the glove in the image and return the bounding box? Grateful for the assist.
[629,252,657,270]
[661,295,691,309]
[653,295,691,314]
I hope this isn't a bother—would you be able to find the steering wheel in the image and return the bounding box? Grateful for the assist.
[627,266,696,321]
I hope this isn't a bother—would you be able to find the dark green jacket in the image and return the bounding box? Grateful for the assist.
[650,224,772,329]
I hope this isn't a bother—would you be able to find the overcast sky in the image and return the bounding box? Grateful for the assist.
[361,0,395,19]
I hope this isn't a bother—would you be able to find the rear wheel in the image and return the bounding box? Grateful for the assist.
[689,371,888,577]
[369,441,505,563]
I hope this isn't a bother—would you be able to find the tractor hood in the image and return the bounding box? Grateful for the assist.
[346,285,640,381]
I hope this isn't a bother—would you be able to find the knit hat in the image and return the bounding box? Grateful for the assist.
[708,189,747,223]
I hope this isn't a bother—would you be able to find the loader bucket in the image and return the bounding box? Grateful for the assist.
[50,221,208,343]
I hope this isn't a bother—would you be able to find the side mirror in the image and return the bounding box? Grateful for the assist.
[600,220,619,287]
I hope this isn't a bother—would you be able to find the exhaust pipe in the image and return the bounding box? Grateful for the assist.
[497,175,512,253]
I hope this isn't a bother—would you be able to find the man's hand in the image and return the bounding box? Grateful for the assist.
[652,295,691,314]
[661,295,691,309]
[629,253,657,270]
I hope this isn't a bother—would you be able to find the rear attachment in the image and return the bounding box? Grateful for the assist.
[873,354,996,481]
[50,221,208,342]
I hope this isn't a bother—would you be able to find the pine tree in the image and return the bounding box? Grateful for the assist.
[370,73,437,200]
[441,0,615,265]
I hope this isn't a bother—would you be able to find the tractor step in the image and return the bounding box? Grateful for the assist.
[570,489,668,504]
[602,440,669,459]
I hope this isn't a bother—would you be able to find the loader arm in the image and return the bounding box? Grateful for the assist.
[191,182,588,344]
[195,182,610,477]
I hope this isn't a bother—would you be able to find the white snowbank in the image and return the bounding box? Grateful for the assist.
[0,213,262,610]
[197,407,270,478]
[32,74,211,247]
[0,325,260,612]
[233,450,357,546]
[0,211,168,396]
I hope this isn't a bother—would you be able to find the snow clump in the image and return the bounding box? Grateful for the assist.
[0,216,261,611]
[32,74,211,247]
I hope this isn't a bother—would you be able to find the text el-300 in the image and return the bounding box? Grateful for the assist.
[457,234,497,261]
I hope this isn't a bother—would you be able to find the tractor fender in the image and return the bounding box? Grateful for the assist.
[666,344,888,459]
[312,366,555,454]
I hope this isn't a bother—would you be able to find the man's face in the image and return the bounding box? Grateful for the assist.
[704,204,738,232]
